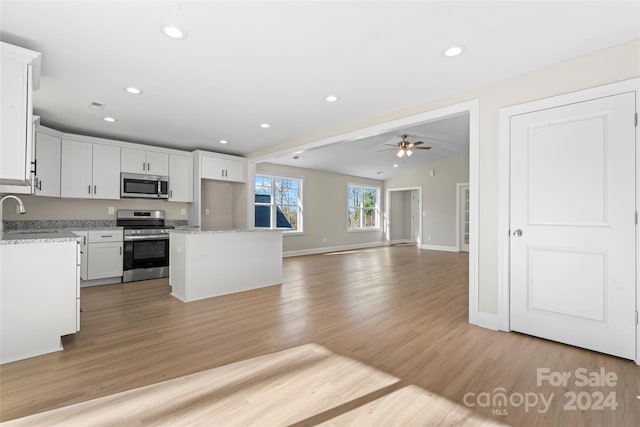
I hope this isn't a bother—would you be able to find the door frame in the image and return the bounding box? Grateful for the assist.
[385,186,422,245]
[455,182,469,252]
[497,78,640,364]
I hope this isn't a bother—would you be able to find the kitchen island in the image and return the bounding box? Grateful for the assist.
[0,230,81,364]
[169,228,283,302]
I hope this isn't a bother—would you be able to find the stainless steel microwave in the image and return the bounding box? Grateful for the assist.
[121,173,169,199]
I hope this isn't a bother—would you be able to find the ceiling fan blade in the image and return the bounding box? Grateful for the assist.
[377,148,397,152]
[414,146,431,150]
[412,141,425,146]
[384,144,400,147]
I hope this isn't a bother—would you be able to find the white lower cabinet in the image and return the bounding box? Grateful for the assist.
[87,230,123,280]
[0,240,78,364]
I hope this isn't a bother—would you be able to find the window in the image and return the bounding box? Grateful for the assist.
[255,175,303,232]
[348,184,380,230]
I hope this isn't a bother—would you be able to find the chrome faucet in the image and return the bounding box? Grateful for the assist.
[0,195,26,214]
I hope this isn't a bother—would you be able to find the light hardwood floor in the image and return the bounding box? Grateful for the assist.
[1,246,638,426]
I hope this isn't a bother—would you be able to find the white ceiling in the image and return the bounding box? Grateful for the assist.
[1,1,638,179]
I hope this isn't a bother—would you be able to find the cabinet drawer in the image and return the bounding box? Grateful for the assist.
[88,230,123,243]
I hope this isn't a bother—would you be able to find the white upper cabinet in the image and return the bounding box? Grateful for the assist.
[0,42,41,192]
[92,144,121,199]
[169,154,193,202]
[33,131,61,197]
[61,139,120,200]
[201,155,246,183]
[121,147,168,176]
[61,139,92,198]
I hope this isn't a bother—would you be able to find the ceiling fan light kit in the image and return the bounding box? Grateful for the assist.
[389,134,430,158]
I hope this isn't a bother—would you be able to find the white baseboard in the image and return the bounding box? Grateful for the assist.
[418,244,459,252]
[389,239,416,245]
[80,277,122,287]
[283,242,384,258]
[474,312,500,331]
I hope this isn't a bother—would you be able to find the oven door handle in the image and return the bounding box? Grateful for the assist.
[124,235,170,241]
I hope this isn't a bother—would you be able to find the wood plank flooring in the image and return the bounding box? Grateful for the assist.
[1,246,638,426]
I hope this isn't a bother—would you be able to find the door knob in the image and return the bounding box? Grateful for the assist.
[513,229,523,237]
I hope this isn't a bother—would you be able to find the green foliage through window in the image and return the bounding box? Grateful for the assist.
[348,185,379,229]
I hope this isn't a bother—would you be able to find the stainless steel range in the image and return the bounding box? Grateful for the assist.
[117,210,172,283]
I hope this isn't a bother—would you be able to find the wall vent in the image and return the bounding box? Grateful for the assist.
[88,101,105,110]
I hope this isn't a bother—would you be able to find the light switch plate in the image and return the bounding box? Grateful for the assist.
[180,208,186,215]
[108,206,115,214]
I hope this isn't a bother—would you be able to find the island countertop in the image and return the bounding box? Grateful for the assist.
[169,228,282,234]
[0,230,83,245]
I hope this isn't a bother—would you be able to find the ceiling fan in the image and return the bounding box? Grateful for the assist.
[383,135,431,158]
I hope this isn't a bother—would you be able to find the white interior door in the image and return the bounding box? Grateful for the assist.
[510,92,636,359]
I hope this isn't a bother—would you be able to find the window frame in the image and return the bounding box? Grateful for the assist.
[347,183,381,232]
[254,174,304,235]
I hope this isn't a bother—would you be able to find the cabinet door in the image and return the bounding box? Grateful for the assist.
[146,151,169,176]
[87,242,123,280]
[121,147,147,174]
[0,50,31,185]
[169,155,193,202]
[73,231,89,280]
[61,139,93,198]
[224,158,246,183]
[201,156,226,180]
[34,131,61,197]
[92,144,120,199]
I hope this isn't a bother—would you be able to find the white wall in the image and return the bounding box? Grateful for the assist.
[199,179,247,230]
[256,162,384,254]
[389,191,413,243]
[1,195,188,221]
[250,39,640,315]
[386,155,469,249]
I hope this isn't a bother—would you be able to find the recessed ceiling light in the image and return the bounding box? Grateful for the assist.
[325,95,339,102]
[125,87,143,95]
[104,117,116,122]
[443,46,464,57]
[163,26,187,39]
[219,140,228,144]
[293,150,305,155]
[393,164,398,168]
[260,123,270,128]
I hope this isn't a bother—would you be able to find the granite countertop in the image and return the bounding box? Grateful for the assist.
[0,230,84,245]
[170,228,282,234]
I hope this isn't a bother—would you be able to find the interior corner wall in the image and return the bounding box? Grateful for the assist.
[382,39,640,314]
[386,154,469,248]
[255,163,384,253]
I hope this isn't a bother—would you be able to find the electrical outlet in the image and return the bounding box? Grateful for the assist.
[205,208,210,215]
[180,208,186,215]
[108,206,114,215]
[428,235,432,241]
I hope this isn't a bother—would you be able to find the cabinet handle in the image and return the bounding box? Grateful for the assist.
[38,180,42,191]
[143,162,146,171]
[94,185,97,194]
[120,246,122,255]
[88,185,91,194]
[31,159,37,175]
[83,236,86,245]
[170,190,173,198]
[101,235,113,238]
[147,162,150,171]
